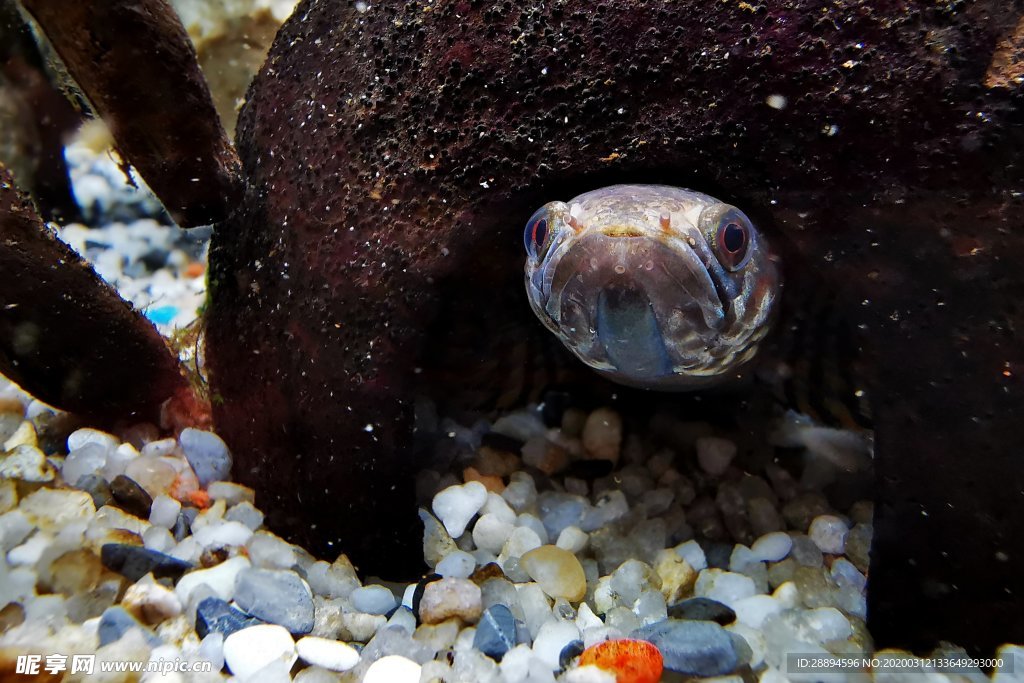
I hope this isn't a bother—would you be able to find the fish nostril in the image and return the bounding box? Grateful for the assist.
[614,264,626,274]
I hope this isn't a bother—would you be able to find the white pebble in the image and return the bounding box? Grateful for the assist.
[175,555,251,603]
[141,438,177,458]
[433,481,488,538]
[732,594,784,629]
[437,550,476,579]
[565,665,617,683]
[694,569,757,608]
[473,514,516,555]
[696,436,737,475]
[295,636,360,672]
[674,539,708,571]
[555,526,588,554]
[532,619,581,669]
[101,443,139,481]
[62,443,108,485]
[149,495,181,529]
[0,444,53,482]
[193,520,254,549]
[750,531,793,562]
[67,427,119,452]
[223,624,296,679]
[364,655,422,683]
[142,525,175,553]
[808,515,849,554]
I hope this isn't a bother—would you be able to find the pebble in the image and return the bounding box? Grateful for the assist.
[98,605,161,647]
[696,437,737,476]
[234,567,315,634]
[363,654,422,683]
[123,455,177,498]
[296,635,360,672]
[67,427,119,452]
[432,481,488,538]
[750,531,793,562]
[556,526,589,554]
[350,584,398,615]
[109,474,153,518]
[222,624,297,679]
[0,444,55,482]
[148,494,181,528]
[77,473,114,508]
[633,618,741,676]
[224,500,264,530]
[121,575,182,624]
[808,514,849,554]
[419,577,483,624]
[473,604,517,661]
[667,597,736,625]
[533,619,582,669]
[195,596,263,638]
[581,408,623,464]
[694,569,758,608]
[100,543,193,581]
[520,545,587,602]
[674,540,708,572]
[436,549,477,579]
[578,639,664,683]
[174,554,250,603]
[179,428,232,486]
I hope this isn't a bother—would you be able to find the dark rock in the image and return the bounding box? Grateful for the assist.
[632,619,742,677]
[233,568,314,634]
[558,639,585,670]
[139,247,170,272]
[110,474,153,518]
[703,541,733,570]
[195,596,263,639]
[100,543,192,582]
[479,431,524,455]
[563,459,615,481]
[172,510,192,542]
[473,604,517,661]
[75,474,113,509]
[98,606,161,647]
[179,428,232,486]
[667,597,736,626]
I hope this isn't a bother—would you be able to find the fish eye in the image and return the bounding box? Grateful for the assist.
[524,207,550,259]
[715,217,753,271]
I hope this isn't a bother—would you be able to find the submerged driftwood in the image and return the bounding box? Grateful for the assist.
[206,0,1024,653]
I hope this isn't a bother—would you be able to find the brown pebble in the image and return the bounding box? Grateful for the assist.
[418,578,482,625]
[110,475,154,518]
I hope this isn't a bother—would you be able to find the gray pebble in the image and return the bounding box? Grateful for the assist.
[234,568,314,634]
[473,604,517,661]
[179,428,232,486]
[99,606,161,647]
[632,618,742,676]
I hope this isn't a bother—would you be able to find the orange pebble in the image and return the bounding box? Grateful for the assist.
[578,639,663,683]
[184,261,206,278]
[186,489,211,509]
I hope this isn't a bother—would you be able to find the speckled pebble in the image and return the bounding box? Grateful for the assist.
[418,577,483,624]
[195,596,263,638]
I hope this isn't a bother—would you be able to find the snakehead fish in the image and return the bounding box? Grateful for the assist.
[521,184,870,431]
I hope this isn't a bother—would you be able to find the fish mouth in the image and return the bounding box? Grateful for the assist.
[535,231,729,384]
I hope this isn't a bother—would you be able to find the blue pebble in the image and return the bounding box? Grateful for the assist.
[99,607,161,647]
[233,568,314,635]
[179,428,233,486]
[100,543,193,582]
[473,604,517,661]
[195,597,263,639]
[632,619,742,676]
[350,585,398,615]
[145,305,179,325]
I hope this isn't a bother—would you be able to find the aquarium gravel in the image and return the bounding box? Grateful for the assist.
[0,135,1022,683]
